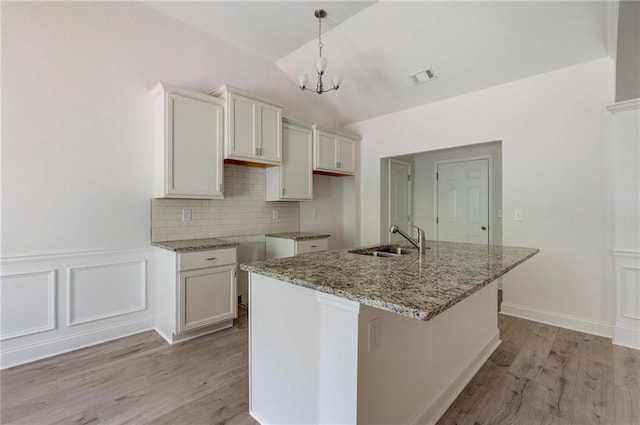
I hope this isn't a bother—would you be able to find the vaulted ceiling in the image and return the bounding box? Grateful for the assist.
[144,1,612,125]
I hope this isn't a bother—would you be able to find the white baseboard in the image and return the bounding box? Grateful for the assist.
[411,330,501,425]
[154,320,233,345]
[1,316,154,369]
[501,303,613,338]
[614,324,640,350]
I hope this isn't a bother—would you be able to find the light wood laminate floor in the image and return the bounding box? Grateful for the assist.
[2,308,639,425]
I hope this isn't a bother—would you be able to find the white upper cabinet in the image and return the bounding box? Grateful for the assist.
[266,119,313,201]
[152,83,224,199]
[212,85,282,165]
[312,125,360,175]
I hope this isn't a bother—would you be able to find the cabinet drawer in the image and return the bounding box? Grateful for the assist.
[295,238,328,254]
[178,248,236,271]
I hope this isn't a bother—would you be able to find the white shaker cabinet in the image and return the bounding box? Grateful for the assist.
[152,82,224,199]
[154,246,238,344]
[312,125,359,175]
[211,85,282,165]
[265,119,313,201]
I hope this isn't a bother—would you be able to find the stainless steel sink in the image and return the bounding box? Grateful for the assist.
[348,245,419,257]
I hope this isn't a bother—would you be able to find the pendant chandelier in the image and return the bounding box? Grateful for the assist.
[298,9,341,94]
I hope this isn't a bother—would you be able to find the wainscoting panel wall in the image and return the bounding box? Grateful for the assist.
[614,251,640,349]
[0,247,154,369]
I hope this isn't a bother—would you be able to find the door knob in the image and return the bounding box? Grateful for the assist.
[481,226,487,230]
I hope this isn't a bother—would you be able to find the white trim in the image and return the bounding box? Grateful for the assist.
[614,250,640,349]
[607,98,640,114]
[434,155,494,245]
[614,249,640,258]
[1,316,154,369]
[388,158,413,243]
[0,270,57,340]
[315,291,360,314]
[500,303,613,338]
[67,260,147,326]
[0,246,153,263]
[249,411,271,425]
[614,325,640,350]
[607,0,619,60]
[410,330,501,425]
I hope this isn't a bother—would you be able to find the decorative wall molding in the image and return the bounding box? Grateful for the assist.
[0,247,154,369]
[0,270,56,340]
[500,303,613,338]
[614,250,640,349]
[606,98,640,114]
[67,260,147,326]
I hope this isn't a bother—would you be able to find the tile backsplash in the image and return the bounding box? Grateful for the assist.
[151,164,299,242]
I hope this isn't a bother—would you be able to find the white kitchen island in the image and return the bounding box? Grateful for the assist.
[242,242,538,424]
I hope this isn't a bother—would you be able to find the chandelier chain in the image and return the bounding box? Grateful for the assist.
[318,14,323,55]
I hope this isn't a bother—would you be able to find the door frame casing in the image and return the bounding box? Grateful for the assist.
[434,155,494,245]
[388,159,412,243]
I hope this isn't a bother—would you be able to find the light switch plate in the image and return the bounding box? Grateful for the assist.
[368,318,381,352]
[514,209,523,221]
[182,208,192,222]
[272,209,279,220]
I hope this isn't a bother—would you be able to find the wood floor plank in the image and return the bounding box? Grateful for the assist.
[529,327,584,424]
[509,322,559,382]
[612,345,640,425]
[570,359,616,425]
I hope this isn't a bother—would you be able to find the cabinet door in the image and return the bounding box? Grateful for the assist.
[168,93,223,198]
[338,137,357,175]
[315,131,338,171]
[257,103,282,163]
[228,93,257,159]
[177,264,237,334]
[281,122,312,200]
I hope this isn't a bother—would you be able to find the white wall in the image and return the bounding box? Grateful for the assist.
[347,58,616,335]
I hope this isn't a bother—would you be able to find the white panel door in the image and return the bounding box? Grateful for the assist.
[170,93,223,197]
[437,159,489,244]
[389,160,411,243]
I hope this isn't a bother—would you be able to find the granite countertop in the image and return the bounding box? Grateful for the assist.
[241,241,538,321]
[265,232,330,241]
[152,237,239,252]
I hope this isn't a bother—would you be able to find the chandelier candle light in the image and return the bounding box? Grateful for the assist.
[298,9,341,94]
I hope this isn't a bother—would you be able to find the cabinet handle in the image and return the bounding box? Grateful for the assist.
[255,147,259,156]
[336,161,339,168]
[282,188,285,196]
[218,183,223,193]
[206,257,217,261]
[310,245,317,248]
[260,147,264,156]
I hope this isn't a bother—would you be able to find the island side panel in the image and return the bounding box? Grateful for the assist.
[248,273,322,424]
[356,281,500,425]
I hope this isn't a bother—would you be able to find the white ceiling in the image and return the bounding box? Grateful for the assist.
[144,1,611,125]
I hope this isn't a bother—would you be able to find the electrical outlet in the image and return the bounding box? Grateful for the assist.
[368,318,381,352]
[182,208,192,222]
[272,209,279,220]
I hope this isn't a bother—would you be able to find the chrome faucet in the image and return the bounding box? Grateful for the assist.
[389,225,426,256]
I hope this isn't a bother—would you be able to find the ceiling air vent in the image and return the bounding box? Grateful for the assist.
[411,68,437,85]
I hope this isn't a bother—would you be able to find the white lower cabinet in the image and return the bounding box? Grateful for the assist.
[265,237,329,260]
[154,247,237,344]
